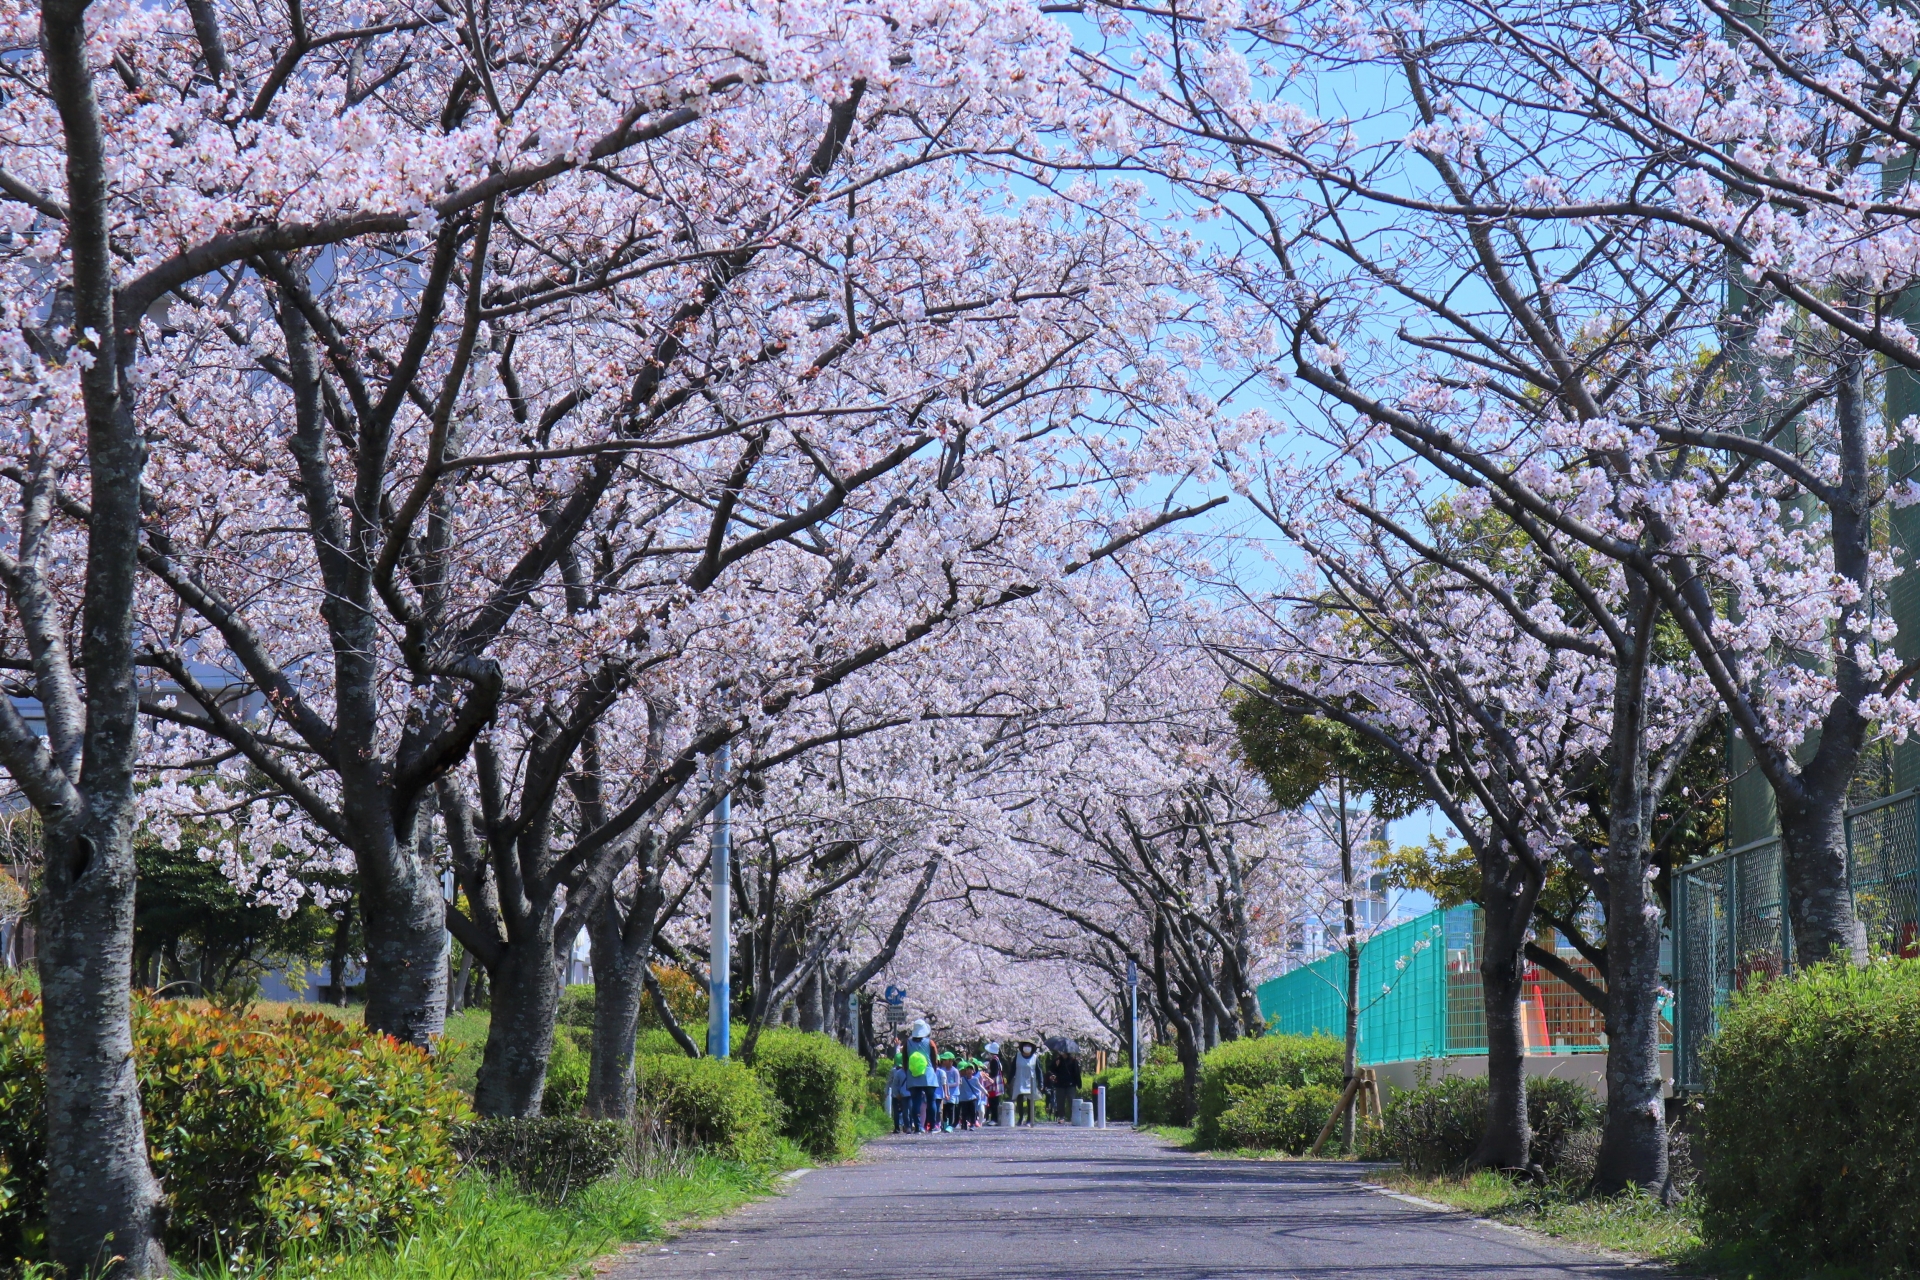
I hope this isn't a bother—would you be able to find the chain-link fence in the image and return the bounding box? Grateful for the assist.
[1675,790,1920,1091]
[1673,837,1789,1090]
[1846,789,1920,958]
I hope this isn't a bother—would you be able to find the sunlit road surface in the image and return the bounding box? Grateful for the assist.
[606,1123,1658,1279]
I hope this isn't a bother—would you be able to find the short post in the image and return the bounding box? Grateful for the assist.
[1095,1085,1107,1127]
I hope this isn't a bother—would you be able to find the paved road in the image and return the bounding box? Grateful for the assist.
[606,1124,1657,1279]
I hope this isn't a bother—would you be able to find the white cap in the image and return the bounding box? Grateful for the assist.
[911,1019,930,1039]
[985,1041,1000,1054]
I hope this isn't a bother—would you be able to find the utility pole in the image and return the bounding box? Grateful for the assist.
[1128,958,1140,1126]
[708,742,732,1059]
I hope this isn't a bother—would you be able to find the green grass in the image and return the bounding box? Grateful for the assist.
[1373,1169,1705,1264]
[1146,1124,1197,1147]
[189,1153,789,1280]
[851,1100,894,1145]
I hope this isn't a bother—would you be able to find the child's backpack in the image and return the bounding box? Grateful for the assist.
[907,1046,930,1078]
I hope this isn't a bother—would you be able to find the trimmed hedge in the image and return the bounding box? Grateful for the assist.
[1093,1063,1186,1124]
[749,1029,866,1160]
[1377,1073,1597,1173]
[0,984,464,1265]
[1193,1035,1344,1148]
[1701,959,1920,1273]
[636,1027,692,1058]
[453,1117,622,1201]
[1216,1083,1343,1153]
[634,1053,779,1165]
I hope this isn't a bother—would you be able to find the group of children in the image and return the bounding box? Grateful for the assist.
[886,1020,1047,1134]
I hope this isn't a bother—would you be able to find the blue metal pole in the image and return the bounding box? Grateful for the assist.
[708,742,731,1059]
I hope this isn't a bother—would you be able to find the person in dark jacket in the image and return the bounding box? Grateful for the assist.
[1053,1051,1082,1121]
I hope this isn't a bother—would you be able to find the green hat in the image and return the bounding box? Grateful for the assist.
[938,1050,955,1061]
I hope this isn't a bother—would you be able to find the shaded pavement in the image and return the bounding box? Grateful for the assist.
[605,1123,1659,1279]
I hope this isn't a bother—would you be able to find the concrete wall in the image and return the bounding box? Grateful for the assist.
[1372,1051,1674,1100]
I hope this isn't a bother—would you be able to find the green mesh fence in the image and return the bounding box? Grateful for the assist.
[1847,789,1920,957]
[1256,905,1647,1064]
[1673,789,1920,1091]
[1258,909,1448,1064]
[1673,837,1788,1092]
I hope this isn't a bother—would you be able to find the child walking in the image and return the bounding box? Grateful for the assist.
[957,1060,983,1129]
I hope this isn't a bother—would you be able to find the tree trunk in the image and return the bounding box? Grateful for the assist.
[585,918,646,1120]
[798,963,824,1032]
[448,945,471,1016]
[1592,860,1668,1194]
[1174,1012,1201,1124]
[473,908,560,1117]
[585,841,672,1118]
[1470,867,1534,1172]
[1594,574,1671,1195]
[1778,795,1867,966]
[24,4,170,1269]
[39,820,167,1277]
[359,863,449,1046]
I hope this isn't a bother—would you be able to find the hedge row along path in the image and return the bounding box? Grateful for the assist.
[610,1126,1647,1278]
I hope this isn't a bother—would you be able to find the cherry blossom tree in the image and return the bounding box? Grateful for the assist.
[1068,0,1920,966]
[1053,0,1920,1188]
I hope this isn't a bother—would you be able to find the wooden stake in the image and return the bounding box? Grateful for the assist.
[1308,1073,1365,1157]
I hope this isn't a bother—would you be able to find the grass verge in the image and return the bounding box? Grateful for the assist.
[1145,1124,1197,1147]
[1372,1168,1705,1265]
[188,1147,804,1279]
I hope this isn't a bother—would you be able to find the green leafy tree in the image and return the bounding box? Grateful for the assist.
[133,825,337,1005]
[1230,696,1422,1147]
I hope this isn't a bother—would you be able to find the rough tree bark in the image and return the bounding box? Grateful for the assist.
[0,3,170,1270]
[1469,834,1543,1173]
[1594,576,1673,1194]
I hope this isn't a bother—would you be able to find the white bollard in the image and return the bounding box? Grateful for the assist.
[1073,1099,1094,1127]
[1095,1085,1107,1127]
[998,1100,1015,1127]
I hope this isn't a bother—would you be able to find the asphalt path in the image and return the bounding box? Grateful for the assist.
[605,1122,1658,1280]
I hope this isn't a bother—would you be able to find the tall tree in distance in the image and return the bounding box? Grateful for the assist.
[1232,699,1419,1149]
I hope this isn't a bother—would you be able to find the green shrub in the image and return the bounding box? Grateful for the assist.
[453,1117,623,1201]
[1378,1072,1599,1174]
[1524,1076,1601,1171]
[556,984,596,1029]
[1193,1035,1344,1148]
[636,1028,691,1059]
[0,980,45,1262]
[541,1027,590,1117]
[1091,1067,1132,1120]
[634,1054,778,1165]
[0,986,466,1266]
[1136,1063,1188,1124]
[1700,959,1920,1274]
[1216,1083,1343,1153]
[748,1029,866,1161]
[638,966,708,1030]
